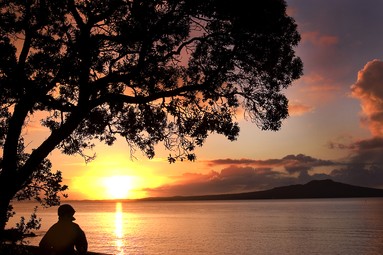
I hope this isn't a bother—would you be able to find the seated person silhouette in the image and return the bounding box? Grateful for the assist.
[39,204,88,255]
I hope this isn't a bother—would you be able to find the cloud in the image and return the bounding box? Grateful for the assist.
[144,166,289,197]
[208,154,335,172]
[301,31,339,47]
[288,101,314,116]
[145,154,341,197]
[145,143,383,197]
[281,154,335,174]
[351,59,383,137]
[329,136,383,187]
[290,72,341,106]
[298,73,341,95]
[325,60,383,187]
[327,134,356,150]
[207,158,283,167]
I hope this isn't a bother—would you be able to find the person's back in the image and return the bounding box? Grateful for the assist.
[39,204,87,255]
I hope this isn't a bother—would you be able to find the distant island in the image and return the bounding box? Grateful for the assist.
[136,179,383,202]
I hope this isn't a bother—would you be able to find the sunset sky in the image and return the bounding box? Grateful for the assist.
[26,0,383,200]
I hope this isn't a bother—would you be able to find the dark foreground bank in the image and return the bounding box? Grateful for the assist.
[0,244,112,255]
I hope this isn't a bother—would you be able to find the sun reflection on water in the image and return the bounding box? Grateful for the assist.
[115,202,124,255]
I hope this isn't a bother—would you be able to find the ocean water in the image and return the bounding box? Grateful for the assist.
[8,198,383,255]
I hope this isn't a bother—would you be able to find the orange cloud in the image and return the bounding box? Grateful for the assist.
[288,101,314,116]
[299,73,340,92]
[301,31,339,46]
[350,59,383,137]
[289,73,340,107]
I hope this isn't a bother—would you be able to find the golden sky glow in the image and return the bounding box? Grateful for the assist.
[65,151,169,200]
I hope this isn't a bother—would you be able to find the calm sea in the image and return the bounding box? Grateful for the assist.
[7,198,383,255]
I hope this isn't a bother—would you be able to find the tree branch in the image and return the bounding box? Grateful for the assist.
[91,83,204,108]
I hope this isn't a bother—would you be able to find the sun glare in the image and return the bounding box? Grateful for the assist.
[103,176,134,199]
[69,154,170,200]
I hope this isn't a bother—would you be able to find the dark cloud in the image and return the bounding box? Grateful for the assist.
[144,166,292,197]
[208,158,283,167]
[146,147,383,197]
[282,154,335,174]
[145,154,340,197]
[209,154,334,169]
[329,137,383,187]
[354,137,383,153]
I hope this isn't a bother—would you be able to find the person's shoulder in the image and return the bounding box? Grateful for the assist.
[47,221,60,229]
[71,222,81,228]
[70,221,85,231]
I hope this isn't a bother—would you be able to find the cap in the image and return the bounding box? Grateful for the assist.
[58,204,76,221]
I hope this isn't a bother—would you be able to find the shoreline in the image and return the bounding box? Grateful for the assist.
[0,244,112,255]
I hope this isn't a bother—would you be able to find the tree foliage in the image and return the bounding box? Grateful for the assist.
[0,0,302,234]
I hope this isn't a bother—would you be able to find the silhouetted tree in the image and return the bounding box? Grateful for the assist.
[0,0,302,233]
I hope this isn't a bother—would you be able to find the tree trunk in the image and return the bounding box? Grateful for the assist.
[0,110,85,235]
[0,191,14,238]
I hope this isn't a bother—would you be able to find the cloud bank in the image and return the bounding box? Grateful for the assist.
[144,60,383,198]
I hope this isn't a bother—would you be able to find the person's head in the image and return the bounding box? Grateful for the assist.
[58,204,76,221]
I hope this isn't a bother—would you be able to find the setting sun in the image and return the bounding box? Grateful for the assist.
[103,176,134,199]
[68,153,170,200]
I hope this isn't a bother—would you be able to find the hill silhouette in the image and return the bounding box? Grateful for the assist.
[138,179,383,201]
